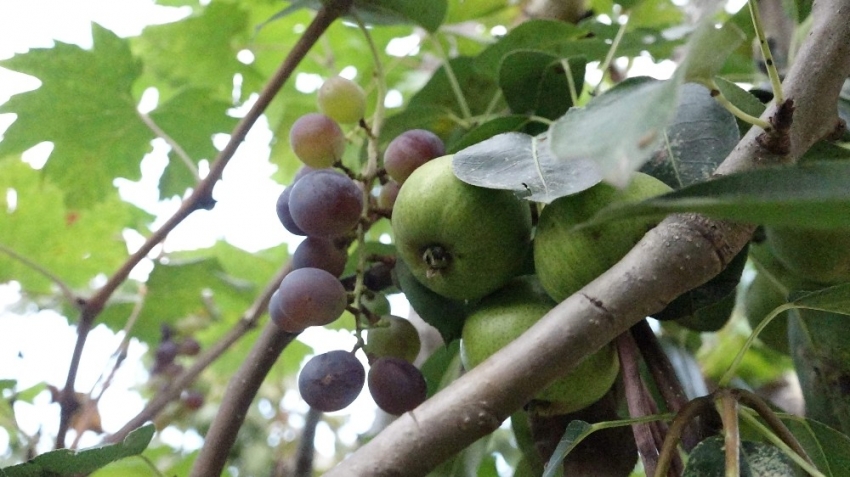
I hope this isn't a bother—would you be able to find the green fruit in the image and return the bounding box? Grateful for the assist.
[534,173,673,301]
[392,155,533,302]
[364,315,421,363]
[317,76,367,124]
[461,276,619,413]
[765,226,850,284]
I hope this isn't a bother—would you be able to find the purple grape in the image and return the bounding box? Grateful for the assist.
[289,170,363,237]
[299,350,365,412]
[292,237,348,277]
[271,267,348,333]
[289,113,346,168]
[377,180,401,210]
[383,129,445,184]
[368,356,427,415]
[276,187,307,236]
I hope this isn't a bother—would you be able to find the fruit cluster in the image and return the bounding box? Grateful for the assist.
[273,76,446,415]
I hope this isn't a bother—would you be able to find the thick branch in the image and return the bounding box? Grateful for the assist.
[323,0,850,474]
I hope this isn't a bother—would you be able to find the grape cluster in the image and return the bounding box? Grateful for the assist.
[274,76,444,416]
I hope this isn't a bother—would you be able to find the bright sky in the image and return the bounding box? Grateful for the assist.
[0,0,391,458]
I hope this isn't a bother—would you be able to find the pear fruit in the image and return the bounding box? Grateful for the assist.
[534,172,672,302]
[392,155,532,301]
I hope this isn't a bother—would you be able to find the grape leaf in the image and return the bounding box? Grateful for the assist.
[0,157,148,294]
[586,160,850,229]
[0,24,152,208]
[263,0,447,33]
[0,424,154,476]
[452,132,601,204]
[641,83,740,189]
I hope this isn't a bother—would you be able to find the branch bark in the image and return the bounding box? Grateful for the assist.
[322,0,850,474]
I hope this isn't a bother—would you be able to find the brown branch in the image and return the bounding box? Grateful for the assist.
[54,0,354,448]
[617,331,660,477]
[293,407,322,477]
[320,0,850,474]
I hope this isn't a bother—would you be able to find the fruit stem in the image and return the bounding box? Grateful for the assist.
[715,390,740,477]
[717,303,795,387]
[704,79,773,131]
[748,0,785,104]
[592,13,629,96]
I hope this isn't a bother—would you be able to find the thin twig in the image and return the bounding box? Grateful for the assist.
[0,243,80,307]
[293,407,322,477]
[138,112,201,182]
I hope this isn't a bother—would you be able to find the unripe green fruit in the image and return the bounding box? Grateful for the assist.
[392,155,533,301]
[364,315,421,363]
[317,76,367,124]
[461,276,619,413]
[534,173,673,302]
[765,226,850,284]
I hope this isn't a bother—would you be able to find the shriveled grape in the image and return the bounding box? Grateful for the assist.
[271,268,347,333]
[364,316,421,363]
[275,187,307,236]
[289,113,346,168]
[299,350,365,412]
[318,76,367,124]
[292,237,348,277]
[383,129,445,184]
[368,357,427,415]
[289,170,363,237]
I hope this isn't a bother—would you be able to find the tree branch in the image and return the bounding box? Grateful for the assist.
[54,0,354,448]
[322,0,850,474]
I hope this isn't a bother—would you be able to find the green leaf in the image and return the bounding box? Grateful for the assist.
[714,77,766,119]
[453,132,602,204]
[447,115,532,154]
[791,283,850,315]
[682,435,797,476]
[393,260,470,344]
[267,0,447,32]
[0,24,152,207]
[548,76,683,187]
[0,157,147,294]
[781,415,850,476]
[641,83,740,189]
[407,56,500,121]
[682,22,747,84]
[132,2,251,101]
[420,340,462,398]
[542,420,593,477]
[1,424,154,476]
[587,161,850,229]
[498,52,585,120]
[148,88,239,199]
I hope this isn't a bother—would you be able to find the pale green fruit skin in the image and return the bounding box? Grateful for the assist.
[392,155,533,301]
[364,315,421,363]
[534,173,672,302]
[461,277,619,412]
[765,226,850,284]
[317,76,367,124]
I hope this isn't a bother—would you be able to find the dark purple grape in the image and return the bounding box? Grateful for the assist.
[383,129,445,184]
[290,113,346,168]
[153,340,179,373]
[298,350,365,412]
[368,356,427,415]
[292,237,348,277]
[178,337,201,356]
[276,187,307,236]
[289,170,363,237]
[181,390,205,410]
[271,267,348,333]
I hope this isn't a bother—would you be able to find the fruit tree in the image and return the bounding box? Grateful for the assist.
[1,0,850,475]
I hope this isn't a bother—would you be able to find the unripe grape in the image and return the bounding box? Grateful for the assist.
[289,113,346,168]
[364,316,421,363]
[368,357,427,415]
[289,170,363,237]
[383,129,445,184]
[271,268,348,333]
[318,76,367,124]
[292,237,348,277]
[299,350,365,412]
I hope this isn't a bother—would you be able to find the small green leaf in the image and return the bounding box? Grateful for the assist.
[548,76,683,187]
[453,132,602,204]
[683,22,747,84]
[1,424,154,476]
[791,283,850,315]
[588,161,850,229]
[714,77,766,119]
[542,420,593,477]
